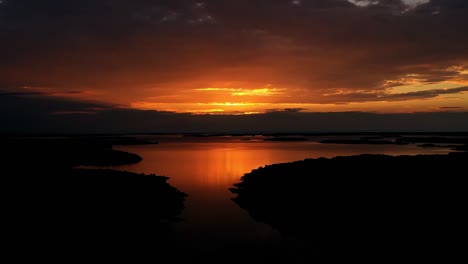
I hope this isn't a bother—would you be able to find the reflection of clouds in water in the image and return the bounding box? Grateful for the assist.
[112,140,452,192]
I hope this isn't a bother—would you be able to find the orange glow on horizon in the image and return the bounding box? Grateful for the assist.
[121,80,467,114]
[195,87,284,97]
[18,79,468,115]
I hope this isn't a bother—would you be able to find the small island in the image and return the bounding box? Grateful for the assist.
[319,139,404,144]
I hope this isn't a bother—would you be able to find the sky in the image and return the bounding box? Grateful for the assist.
[1,0,468,132]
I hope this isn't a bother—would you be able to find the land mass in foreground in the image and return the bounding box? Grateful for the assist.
[4,134,468,262]
[3,136,186,259]
[230,151,468,261]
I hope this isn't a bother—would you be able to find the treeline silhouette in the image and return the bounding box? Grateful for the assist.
[321,135,468,146]
[230,151,468,262]
[3,137,186,260]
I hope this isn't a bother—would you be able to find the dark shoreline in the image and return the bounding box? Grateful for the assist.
[4,136,187,257]
[4,134,467,261]
[3,131,468,137]
[230,151,468,261]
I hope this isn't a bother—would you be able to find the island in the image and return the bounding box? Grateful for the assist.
[230,151,468,261]
[3,136,186,256]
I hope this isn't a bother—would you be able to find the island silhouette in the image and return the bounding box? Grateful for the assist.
[4,134,468,262]
[230,151,468,261]
[3,136,186,260]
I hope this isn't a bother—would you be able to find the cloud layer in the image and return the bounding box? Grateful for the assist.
[2,92,468,133]
[1,0,467,112]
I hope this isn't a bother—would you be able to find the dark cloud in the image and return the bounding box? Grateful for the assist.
[0,91,44,96]
[438,106,464,110]
[385,86,468,101]
[0,89,86,96]
[320,86,468,103]
[265,108,306,113]
[0,90,111,113]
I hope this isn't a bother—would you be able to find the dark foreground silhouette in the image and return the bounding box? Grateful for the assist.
[230,152,468,262]
[321,135,468,146]
[3,137,186,261]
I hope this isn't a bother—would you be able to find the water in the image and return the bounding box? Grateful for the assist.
[108,135,453,258]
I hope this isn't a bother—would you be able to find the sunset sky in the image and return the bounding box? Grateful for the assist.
[1,0,468,132]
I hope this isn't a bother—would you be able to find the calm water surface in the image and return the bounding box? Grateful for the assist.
[110,136,452,255]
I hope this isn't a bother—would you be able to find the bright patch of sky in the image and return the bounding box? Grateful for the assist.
[348,0,430,9]
[401,0,430,9]
[347,0,379,7]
